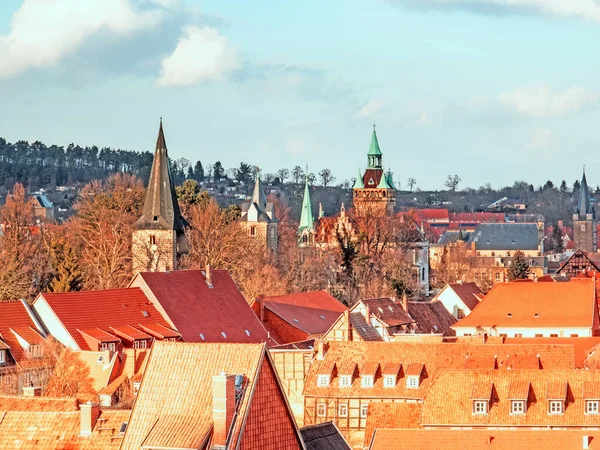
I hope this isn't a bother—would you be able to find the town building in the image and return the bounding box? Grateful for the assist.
[573,169,597,253]
[433,281,483,319]
[240,175,278,251]
[452,279,600,338]
[352,126,396,216]
[300,422,351,450]
[30,194,54,221]
[132,119,188,273]
[120,341,305,450]
[557,250,600,278]
[32,288,180,352]
[130,267,275,345]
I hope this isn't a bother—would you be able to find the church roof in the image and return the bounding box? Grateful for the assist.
[367,126,382,156]
[386,170,397,190]
[353,168,364,189]
[577,170,595,220]
[377,168,392,189]
[240,175,276,223]
[298,177,314,233]
[135,120,186,231]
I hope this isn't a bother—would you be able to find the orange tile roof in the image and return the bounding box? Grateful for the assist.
[37,288,172,351]
[370,429,600,450]
[363,402,422,448]
[361,361,379,377]
[0,300,45,362]
[362,298,414,327]
[583,380,600,399]
[453,279,597,329]
[0,395,78,412]
[121,341,302,450]
[421,369,600,427]
[79,327,121,343]
[109,325,151,341]
[503,337,600,368]
[471,380,494,400]
[137,322,180,339]
[382,362,401,376]
[508,380,530,400]
[338,361,357,376]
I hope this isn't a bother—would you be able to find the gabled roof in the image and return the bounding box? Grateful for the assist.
[467,223,540,250]
[453,279,597,330]
[134,119,186,231]
[121,342,302,450]
[363,402,422,449]
[361,298,414,327]
[408,301,457,336]
[557,249,600,275]
[130,269,275,345]
[261,291,347,336]
[0,299,45,362]
[35,288,173,351]
[361,168,384,188]
[348,312,384,341]
[414,208,450,221]
[441,282,483,311]
[301,422,351,450]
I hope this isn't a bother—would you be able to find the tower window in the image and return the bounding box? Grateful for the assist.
[250,225,257,236]
[149,235,156,246]
[153,216,158,221]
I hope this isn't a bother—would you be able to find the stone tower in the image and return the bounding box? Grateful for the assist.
[573,169,597,253]
[132,119,187,273]
[240,175,278,251]
[352,125,396,216]
[298,174,315,247]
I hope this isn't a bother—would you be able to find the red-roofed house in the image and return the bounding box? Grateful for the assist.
[453,279,600,338]
[251,291,348,344]
[32,288,180,352]
[434,281,483,319]
[130,268,276,345]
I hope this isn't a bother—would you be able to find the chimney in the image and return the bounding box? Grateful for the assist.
[316,340,325,360]
[212,373,236,449]
[79,401,100,436]
[205,264,213,288]
[258,296,266,323]
[364,303,371,323]
[583,436,591,449]
[344,310,351,340]
[22,386,42,397]
[402,292,408,313]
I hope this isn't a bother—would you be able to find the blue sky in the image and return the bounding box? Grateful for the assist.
[2,0,600,190]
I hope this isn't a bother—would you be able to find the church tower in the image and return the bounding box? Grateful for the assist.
[132,119,187,273]
[298,174,315,247]
[352,125,396,216]
[240,175,278,251]
[573,169,597,253]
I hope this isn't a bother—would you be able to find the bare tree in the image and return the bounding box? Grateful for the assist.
[407,177,417,192]
[292,166,305,185]
[319,168,335,187]
[445,174,462,193]
[276,168,290,183]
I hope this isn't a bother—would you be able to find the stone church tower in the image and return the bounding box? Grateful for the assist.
[573,169,597,253]
[352,125,396,216]
[297,174,315,247]
[240,175,278,251]
[132,120,188,273]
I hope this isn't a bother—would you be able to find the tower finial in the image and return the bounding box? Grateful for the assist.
[373,122,376,131]
[584,164,586,174]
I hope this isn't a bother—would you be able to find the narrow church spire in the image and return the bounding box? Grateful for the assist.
[251,174,267,210]
[135,119,185,231]
[353,168,364,189]
[577,168,595,220]
[298,172,314,234]
[367,125,382,169]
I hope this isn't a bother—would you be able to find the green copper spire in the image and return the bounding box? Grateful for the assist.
[367,124,382,168]
[298,174,314,234]
[353,168,364,189]
[386,169,397,190]
[377,168,392,189]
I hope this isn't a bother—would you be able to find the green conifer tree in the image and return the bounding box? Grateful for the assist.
[507,250,530,281]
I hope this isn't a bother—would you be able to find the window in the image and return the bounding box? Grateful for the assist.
[581,224,586,231]
[421,267,425,281]
[250,226,257,237]
[0,350,5,364]
[27,344,43,358]
[339,375,351,388]
[473,401,488,415]
[317,375,330,387]
[361,376,374,388]
[118,422,128,434]
[491,252,495,257]
[495,273,501,281]
[133,340,147,349]
[338,403,348,417]
[360,404,369,418]
[383,375,396,388]
[535,334,543,338]
[549,401,564,415]
[511,400,526,414]
[474,273,480,281]
[457,309,465,319]
[550,334,558,338]
[317,403,326,417]
[149,235,156,246]
[587,401,599,414]
[514,334,523,338]
[571,334,579,338]
[406,376,419,389]
[100,342,116,352]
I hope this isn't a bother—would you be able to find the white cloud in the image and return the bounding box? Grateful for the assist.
[285,139,306,155]
[397,0,600,23]
[0,0,165,79]
[498,85,599,117]
[352,99,386,120]
[156,26,239,87]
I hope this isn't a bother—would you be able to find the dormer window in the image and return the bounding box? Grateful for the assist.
[383,375,396,388]
[511,400,526,415]
[405,363,424,389]
[406,375,419,389]
[339,375,352,388]
[587,400,599,414]
[317,375,331,387]
[133,340,147,349]
[549,400,564,415]
[361,375,374,388]
[473,400,488,415]
[0,350,5,364]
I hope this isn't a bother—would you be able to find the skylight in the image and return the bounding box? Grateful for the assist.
[221,332,227,338]
[142,310,149,317]
[319,315,326,320]
[199,333,205,341]
[293,319,299,323]
[245,330,250,336]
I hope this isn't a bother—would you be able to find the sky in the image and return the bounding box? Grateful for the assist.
[2,0,600,190]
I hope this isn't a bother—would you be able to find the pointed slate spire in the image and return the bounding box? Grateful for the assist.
[577,168,595,220]
[251,174,267,211]
[298,173,314,234]
[367,124,383,169]
[135,119,185,231]
[353,168,364,189]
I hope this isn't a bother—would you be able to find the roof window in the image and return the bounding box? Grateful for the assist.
[199,333,205,341]
[507,313,512,318]
[142,310,149,317]
[118,422,128,434]
[319,315,326,320]
[293,319,299,323]
[245,330,250,336]
[221,332,227,338]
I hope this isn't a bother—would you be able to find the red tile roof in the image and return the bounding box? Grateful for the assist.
[0,300,45,361]
[363,298,414,327]
[446,282,483,311]
[362,169,384,188]
[413,208,450,221]
[109,324,152,341]
[453,279,598,330]
[370,429,600,450]
[260,291,348,336]
[37,288,173,351]
[131,270,275,345]
[503,337,600,368]
[363,402,422,448]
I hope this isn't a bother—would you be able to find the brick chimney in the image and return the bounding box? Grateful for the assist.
[212,373,236,449]
[79,401,100,436]
[402,292,408,314]
[316,340,325,360]
[258,296,266,323]
[22,386,41,397]
[205,264,213,288]
[364,302,371,323]
[344,310,352,341]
